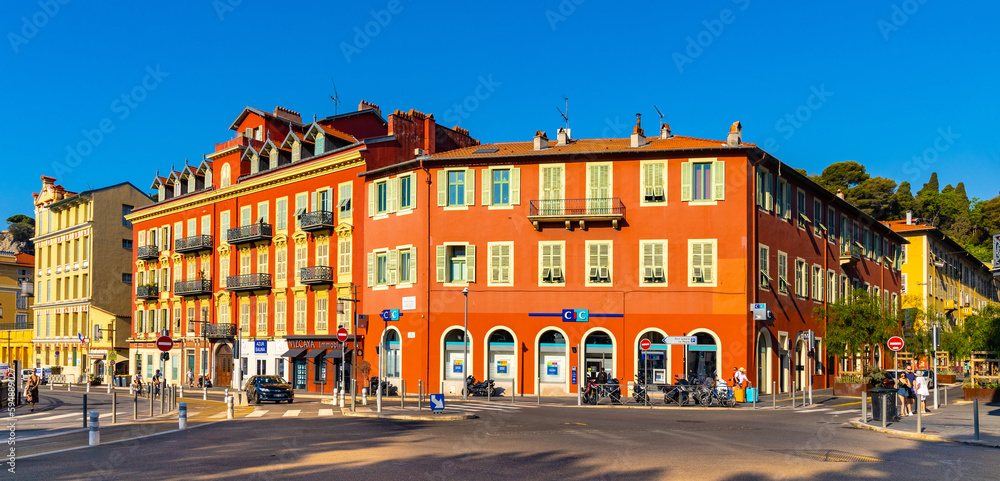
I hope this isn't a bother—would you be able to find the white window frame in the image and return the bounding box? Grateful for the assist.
[639,160,667,206]
[584,240,613,287]
[276,198,288,231]
[256,299,268,334]
[338,181,353,219]
[437,243,475,286]
[538,241,566,286]
[795,258,807,298]
[639,240,668,287]
[396,245,415,286]
[812,265,823,301]
[338,237,352,275]
[688,239,718,287]
[585,162,613,214]
[487,241,514,286]
[538,164,565,215]
[482,166,519,209]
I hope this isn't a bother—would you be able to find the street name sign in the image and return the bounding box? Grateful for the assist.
[662,336,698,345]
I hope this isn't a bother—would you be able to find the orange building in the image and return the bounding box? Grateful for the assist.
[361,119,905,396]
[125,103,478,391]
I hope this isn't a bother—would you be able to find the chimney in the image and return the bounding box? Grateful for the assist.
[556,127,570,146]
[357,100,382,117]
[836,189,845,199]
[424,114,436,155]
[660,123,672,139]
[273,106,302,124]
[727,121,742,146]
[906,210,913,225]
[533,130,549,150]
[630,113,646,148]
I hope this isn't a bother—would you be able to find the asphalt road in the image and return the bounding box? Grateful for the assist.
[15,395,997,481]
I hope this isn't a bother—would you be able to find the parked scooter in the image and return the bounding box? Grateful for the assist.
[633,374,649,405]
[369,377,398,396]
[606,377,622,404]
[463,376,496,397]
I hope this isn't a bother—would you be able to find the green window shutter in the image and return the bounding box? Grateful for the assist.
[511,168,520,205]
[409,246,417,285]
[465,168,475,206]
[690,242,702,281]
[467,244,476,282]
[388,249,398,285]
[368,183,375,217]
[437,171,447,206]
[388,177,398,213]
[482,168,491,206]
[784,183,792,219]
[367,252,374,287]
[490,245,500,283]
[409,173,417,209]
[436,245,446,282]
[680,162,692,202]
[712,161,725,201]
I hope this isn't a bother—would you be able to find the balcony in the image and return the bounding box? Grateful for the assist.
[201,322,237,339]
[175,235,214,253]
[527,198,625,230]
[226,273,272,292]
[0,322,33,331]
[137,245,160,260]
[226,223,273,245]
[839,241,862,267]
[136,285,159,300]
[300,266,334,285]
[174,279,213,297]
[299,211,335,232]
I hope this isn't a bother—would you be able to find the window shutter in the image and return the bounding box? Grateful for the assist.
[510,168,520,205]
[437,171,447,206]
[388,177,398,213]
[690,242,702,280]
[642,243,653,269]
[368,183,375,217]
[409,173,417,209]
[138,231,145,247]
[409,246,417,285]
[436,245,446,282]
[311,192,317,212]
[680,162,692,202]
[712,161,725,200]
[367,252,374,287]
[482,168,492,206]
[490,245,500,282]
[784,183,792,219]
[765,173,774,211]
[703,243,714,282]
[467,244,476,282]
[388,249,398,285]
[465,168,475,206]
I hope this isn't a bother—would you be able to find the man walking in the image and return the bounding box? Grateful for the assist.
[25,371,41,412]
[187,369,194,388]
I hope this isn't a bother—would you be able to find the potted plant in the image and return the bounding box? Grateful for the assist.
[963,379,1000,403]
[936,367,958,384]
[88,374,101,386]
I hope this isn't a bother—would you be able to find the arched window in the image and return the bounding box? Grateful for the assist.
[383,329,401,378]
[538,329,566,384]
[221,163,231,188]
[487,329,515,380]
[443,329,468,381]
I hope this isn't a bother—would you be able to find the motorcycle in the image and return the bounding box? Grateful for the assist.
[369,377,398,396]
[663,374,692,405]
[606,377,623,404]
[633,374,649,405]
[463,376,496,397]
[582,378,600,405]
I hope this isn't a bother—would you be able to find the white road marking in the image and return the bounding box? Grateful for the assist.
[34,412,80,421]
[282,410,301,417]
[246,410,268,418]
[209,412,227,418]
[318,409,334,416]
[828,409,859,415]
[794,408,833,413]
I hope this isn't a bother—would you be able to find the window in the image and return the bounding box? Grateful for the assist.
[901,244,907,264]
[338,238,351,275]
[439,169,473,207]
[399,174,415,211]
[812,265,823,300]
[755,167,773,211]
[539,242,565,284]
[338,183,352,218]
[187,259,195,280]
[201,216,211,236]
[295,243,307,279]
[123,239,132,250]
[435,244,475,283]
[539,165,564,214]
[683,160,725,202]
[240,206,251,227]
[257,202,269,224]
[219,255,229,288]
[797,189,807,228]
[174,306,182,333]
[275,300,286,332]
[316,242,328,267]
[240,303,250,333]
[587,163,612,211]
[295,193,307,228]
[122,205,133,227]
[375,251,388,286]
[586,241,612,285]
[398,247,414,284]
[814,199,823,236]
[276,198,288,230]
[689,240,717,286]
[220,212,230,243]
[294,299,306,332]
[758,244,770,289]
[777,252,788,295]
[258,248,269,273]
[640,241,667,285]
[376,180,389,214]
[641,161,666,204]
[795,259,807,297]
[828,271,836,303]
[775,178,785,217]
[276,247,287,282]
[122,273,132,284]
[488,243,512,285]
[316,298,328,332]
[240,250,251,275]
[482,168,519,206]
[827,207,836,243]
[901,273,908,295]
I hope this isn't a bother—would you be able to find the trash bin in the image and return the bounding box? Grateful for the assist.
[869,388,898,422]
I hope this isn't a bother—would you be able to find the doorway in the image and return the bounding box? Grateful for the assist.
[215,344,233,386]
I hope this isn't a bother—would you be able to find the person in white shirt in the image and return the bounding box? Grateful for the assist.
[914,374,931,413]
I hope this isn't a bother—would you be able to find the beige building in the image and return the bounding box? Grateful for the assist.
[0,251,33,367]
[31,176,152,382]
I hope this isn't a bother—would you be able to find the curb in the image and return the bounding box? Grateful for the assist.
[340,409,476,421]
[848,418,1000,449]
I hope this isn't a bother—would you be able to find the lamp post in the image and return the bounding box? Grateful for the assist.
[462,287,468,401]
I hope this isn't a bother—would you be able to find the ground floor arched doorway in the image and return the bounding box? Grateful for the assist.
[685,332,719,381]
[756,329,773,394]
[215,343,233,387]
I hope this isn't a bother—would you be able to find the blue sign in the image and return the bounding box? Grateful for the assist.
[561,309,589,322]
[571,366,577,385]
[547,363,559,376]
[381,310,391,321]
[381,309,401,321]
[254,340,267,354]
[430,394,445,412]
[496,360,508,374]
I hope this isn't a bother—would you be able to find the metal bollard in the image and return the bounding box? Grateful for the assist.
[179,384,183,399]
[67,382,71,392]
[362,388,368,406]
[83,394,88,428]
[160,385,165,415]
[862,391,867,423]
[89,411,100,446]
[791,379,796,409]
[513,377,516,405]
[773,382,776,410]
[179,402,187,430]
[488,383,491,402]
[107,381,111,394]
[50,381,53,391]
[917,400,922,433]
[418,381,423,411]
[402,381,406,409]
[87,382,90,393]
[973,399,980,441]
[227,395,234,419]
[881,395,887,429]
[149,389,154,416]
[113,392,117,424]
[943,385,947,405]
[376,381,382,413]
[537,386,540,405]
[203,386,207,401]
[133,391,138,420]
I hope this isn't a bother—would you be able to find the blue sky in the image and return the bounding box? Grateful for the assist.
[3,1,998,222]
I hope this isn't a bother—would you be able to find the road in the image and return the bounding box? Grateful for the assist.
[15,393,996,480]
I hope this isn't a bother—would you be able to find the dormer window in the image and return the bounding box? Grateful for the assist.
[188,174,195,192]
[158,185,165,201]
[244,128,253,138]
[269,149,278,169]
[173,182,180,197]
[292,140,301,163]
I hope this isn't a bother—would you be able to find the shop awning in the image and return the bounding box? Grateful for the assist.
[326,349,351,360]
[304,349,327,359]
[280,348,306,358]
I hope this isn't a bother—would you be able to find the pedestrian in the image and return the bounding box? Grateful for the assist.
[896,372,912,416]
[597,368,608,384]
[914,372,930,413]
[905,365,917,415]
[133,372,144,396]
[152,369,162,397]
[187,369,194,388]
[25,371,40,412]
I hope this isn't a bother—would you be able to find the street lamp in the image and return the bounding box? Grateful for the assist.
[462,287,468,400]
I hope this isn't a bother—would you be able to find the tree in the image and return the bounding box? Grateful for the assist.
[811,161,869,194]
[894,181,916,218]
[915,173,941,225]
[849,177,898,220]
[4,214,34,254]
[822,289,900,371]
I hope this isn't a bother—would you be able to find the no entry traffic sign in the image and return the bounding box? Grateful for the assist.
[337,328,349,343]
[887,336,904,352]
[156,336,173,352]
[640,339,652,350]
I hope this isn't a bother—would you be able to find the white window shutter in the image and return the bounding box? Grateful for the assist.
[467,244,476,282]
[388,249,398,285]
[409,173,417,209]
[680,162,692,202]
[388,177,398,213]
[367,252,374,287]
[465,168,475,206]
[482,168,491,206]
[368,183,375,217]
[511,168,520,205]
[704,243,714,282]
[712,161,725,201]
[409,246,417,285]
[311,192,317,212]
[437,171,447,206]
[436,245,446,282]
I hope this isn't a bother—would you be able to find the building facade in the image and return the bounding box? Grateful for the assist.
[31,177,151,382]
[361,120,905,396]
[0,251,34,367]
[125,103,478,391]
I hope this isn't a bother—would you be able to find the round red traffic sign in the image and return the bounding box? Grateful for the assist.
[887,336,904,352]
[337,328,349,343]
[640,339,652,350]
[156,336,173,352]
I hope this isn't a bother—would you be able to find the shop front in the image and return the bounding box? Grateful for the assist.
[280,335,359,394]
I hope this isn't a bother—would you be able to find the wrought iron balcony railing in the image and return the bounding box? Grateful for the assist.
[201,322,237,339]
[137,245,160,260]
[299,211,335,232]
[175,235,214,253]
[174,279,213,297]
[226,223,273,244]
[527,197,626,230]
[300,266,334,285]
[840,241,863,266]
[136,285,159,300]
[226,273,273,291]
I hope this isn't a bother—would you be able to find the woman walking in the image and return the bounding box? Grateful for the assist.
[896,372,912,416]
[25,371,40,412]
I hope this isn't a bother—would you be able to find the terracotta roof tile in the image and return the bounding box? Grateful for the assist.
[318,124,357,143]
[883,220,937,233]
[430,135,754,160]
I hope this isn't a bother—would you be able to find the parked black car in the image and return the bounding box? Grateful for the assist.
[243,375,295,404]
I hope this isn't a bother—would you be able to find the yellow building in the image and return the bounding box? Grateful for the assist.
[885,217,1000,327]
[31,176,152,383]
[0,251,33,367]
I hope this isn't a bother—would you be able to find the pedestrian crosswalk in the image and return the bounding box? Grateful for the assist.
[245,408,337,418]
[443,401,538,413]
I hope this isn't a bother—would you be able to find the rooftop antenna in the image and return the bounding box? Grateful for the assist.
[556,96,569,131]
[329,77,342,115]
[653,105,664,126]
